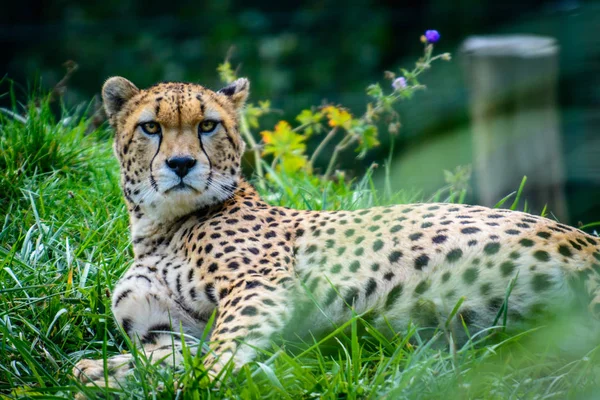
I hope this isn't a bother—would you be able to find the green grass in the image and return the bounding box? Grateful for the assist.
[1,93,600,399]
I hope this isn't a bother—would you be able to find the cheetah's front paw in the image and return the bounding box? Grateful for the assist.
[73,354,133,384]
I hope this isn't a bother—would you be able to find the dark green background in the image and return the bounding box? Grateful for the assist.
[2,0,599,223]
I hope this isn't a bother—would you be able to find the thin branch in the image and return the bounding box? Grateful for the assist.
[292,122,313,133]
[308,127,337,169]
[318,48,437,181]
[270,155,280,171]
[49,60,79,103]
[323,134,358,180]
[239,115,266,190]
[0,108,27,124]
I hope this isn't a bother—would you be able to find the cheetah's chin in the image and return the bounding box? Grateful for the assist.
[152,194,209,221]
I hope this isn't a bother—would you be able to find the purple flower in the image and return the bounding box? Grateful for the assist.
[392,77,407,91]
[424,30,440,43]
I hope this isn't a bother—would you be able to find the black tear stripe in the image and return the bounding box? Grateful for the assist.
[198,134,213,190]
[149,134,163,191]
[223,126,237,151]
[196,94,213,190]
[205,92,237,149]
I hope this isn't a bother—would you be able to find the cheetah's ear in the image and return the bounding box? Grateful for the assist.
[102,77,140,119]
[217,78,249,110]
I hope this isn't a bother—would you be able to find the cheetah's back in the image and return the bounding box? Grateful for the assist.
[291,203,600,340]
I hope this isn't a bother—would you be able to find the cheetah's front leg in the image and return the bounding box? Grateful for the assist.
[73,273,204,392]
[204,273,294,377]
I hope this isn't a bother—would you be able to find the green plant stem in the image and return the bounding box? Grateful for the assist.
[271,155,280,171]
[579,221,600,230]
[0,108,27,123]
[239,115,266,190]
[318,61,428,181]
[281,44,443,181]
[292,122,313,133]
[308,127,337,170]
[323,133,357,180]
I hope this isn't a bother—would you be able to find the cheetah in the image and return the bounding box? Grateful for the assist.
[73,76,600,390]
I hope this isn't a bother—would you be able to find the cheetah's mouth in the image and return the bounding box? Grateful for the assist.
[164,181,199,194]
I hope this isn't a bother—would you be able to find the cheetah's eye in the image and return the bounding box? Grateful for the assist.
[198,120,219,134]
[140,121,161,135]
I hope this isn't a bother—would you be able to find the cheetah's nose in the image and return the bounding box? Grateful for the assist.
[166,156,197,178]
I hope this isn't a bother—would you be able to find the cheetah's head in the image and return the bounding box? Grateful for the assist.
[102,77,249,222]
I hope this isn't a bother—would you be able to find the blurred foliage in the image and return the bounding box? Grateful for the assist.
[1,0,600,223]
[1,0,558,119]
[0,85,110,209]
[246,39,451,184]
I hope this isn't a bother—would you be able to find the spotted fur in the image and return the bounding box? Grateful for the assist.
[74,77,600,390]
